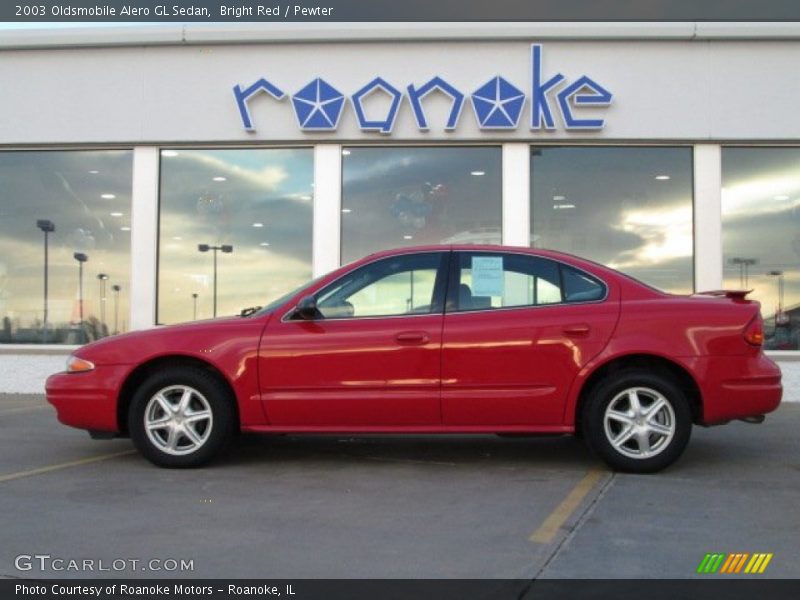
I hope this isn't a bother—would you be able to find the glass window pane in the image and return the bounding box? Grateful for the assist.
[341,147,502,263]
[455,252,564,311]
[722,148,800,350]
[562,265,606,303]
[317,252,443,318]
[158,149,313,324]
[531,147,694,294]
[0,150,132,344]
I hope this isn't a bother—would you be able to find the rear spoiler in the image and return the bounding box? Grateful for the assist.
[694,289,753,300]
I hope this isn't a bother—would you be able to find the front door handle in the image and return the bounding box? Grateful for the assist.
[395,331,430,345]
[563,323,591,337]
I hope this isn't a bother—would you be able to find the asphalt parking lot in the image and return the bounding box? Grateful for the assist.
[1,393,798,580]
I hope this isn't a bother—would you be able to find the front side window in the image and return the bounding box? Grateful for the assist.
[316,252,446,319]
[450,252,605,312]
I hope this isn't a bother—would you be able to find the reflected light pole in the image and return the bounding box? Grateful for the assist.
[192,293,199,321]
[729,257,758,287]
[111,284,121,335]
[767,270,786,324]
[198,244,233,318]
[36,219,55,343]
[97,273,109,329]
[73,253,88,335]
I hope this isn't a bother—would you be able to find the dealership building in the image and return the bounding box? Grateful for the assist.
[1,22,800,396]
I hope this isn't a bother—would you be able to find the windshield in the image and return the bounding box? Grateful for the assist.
[251,275,326,317]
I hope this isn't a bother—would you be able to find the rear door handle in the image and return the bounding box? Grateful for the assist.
[563,323,590,337]
[395,331,430,344]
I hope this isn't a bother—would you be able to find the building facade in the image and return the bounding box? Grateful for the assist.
[1,22,800,393]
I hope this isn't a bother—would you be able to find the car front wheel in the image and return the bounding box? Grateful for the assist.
[583,370,692,473]
[129,367,234,468]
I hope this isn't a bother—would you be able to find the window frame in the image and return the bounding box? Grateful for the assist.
[444,250,608,314]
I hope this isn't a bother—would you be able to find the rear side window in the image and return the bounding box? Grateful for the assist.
[562,265,606,302]
[450,252,605,312]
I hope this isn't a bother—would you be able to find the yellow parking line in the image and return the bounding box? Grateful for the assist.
[529,467,606,544]
[0,450,136,483]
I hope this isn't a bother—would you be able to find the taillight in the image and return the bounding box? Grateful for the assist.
[743,314,764,346]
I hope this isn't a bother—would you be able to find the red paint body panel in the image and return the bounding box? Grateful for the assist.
[441,298,620,425]
[44,245,782,440]
[259,314,442,425]
[46,316,267,432]
[46,366,126,431]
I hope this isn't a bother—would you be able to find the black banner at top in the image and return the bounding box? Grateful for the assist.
[4,0,800,22]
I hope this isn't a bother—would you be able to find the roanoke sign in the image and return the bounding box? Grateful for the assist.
[233,44,613,134]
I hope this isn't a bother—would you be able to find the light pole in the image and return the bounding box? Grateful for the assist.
[73,253,88,339]
[36,219,55,343]
[97,273,109,329]
[192,293,199,321]
[729,257,759,287]
[767,270,786,324]
[111,284,121,335]
[198,244,233,318]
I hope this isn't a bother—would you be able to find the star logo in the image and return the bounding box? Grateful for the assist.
[291,78,345,130]
[470,76,526,129]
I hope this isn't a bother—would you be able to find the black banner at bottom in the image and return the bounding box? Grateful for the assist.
[4,579,800,600]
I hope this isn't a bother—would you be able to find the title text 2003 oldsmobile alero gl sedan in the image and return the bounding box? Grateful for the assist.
[46,246,782,472]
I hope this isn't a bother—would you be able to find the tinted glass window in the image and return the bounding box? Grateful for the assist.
[317,253,444,318]
[0,150,132,344]
[453,253,564,311]
[531,146,693,294]
[341,147,502,263]
[158,149,313,324]
[722,148,800,350]
[562,265,606,302]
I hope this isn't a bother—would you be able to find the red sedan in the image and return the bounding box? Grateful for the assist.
[46,246,782,472]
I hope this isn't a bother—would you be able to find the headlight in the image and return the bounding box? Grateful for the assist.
[66,355,95,373]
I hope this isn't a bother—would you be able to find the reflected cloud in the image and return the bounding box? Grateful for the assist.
[158,149,313,325]
[610,204,693,269]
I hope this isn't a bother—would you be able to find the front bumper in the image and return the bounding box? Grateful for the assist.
[45,365,129,433]
[689,353,782,424]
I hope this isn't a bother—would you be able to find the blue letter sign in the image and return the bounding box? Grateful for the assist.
[233,45,613,134]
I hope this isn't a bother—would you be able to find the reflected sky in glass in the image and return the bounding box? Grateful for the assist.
[531,147,694,294]
[158,149,313,324]
[0,150,132,343]
[341,147,502,263]
[722,148,800,349]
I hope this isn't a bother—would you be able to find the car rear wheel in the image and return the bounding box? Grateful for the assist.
[129,367,234,468]
[583,370,692,473]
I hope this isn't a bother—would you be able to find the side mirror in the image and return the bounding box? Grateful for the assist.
[294,295,319,320]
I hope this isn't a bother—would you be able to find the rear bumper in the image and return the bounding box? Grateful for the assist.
[45,365,128,433]
[689,353,782,424]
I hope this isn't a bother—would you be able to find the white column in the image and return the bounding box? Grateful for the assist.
[502,143,531,247]
[313,144,342,278]
[129,146,160,330]
[693,144,723,292]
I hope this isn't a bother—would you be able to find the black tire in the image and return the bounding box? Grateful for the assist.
[128,367,235,468]
[582,370,692,473]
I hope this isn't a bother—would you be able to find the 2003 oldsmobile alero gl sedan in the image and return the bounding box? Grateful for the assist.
[46,246,782,472]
